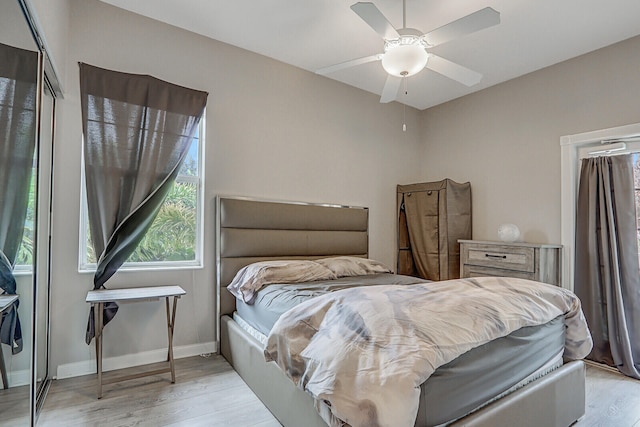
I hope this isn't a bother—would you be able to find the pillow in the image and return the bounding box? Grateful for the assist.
[316,256,392,278]
[227,260,337,304]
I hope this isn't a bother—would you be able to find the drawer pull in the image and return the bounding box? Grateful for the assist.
[485,254,507,259]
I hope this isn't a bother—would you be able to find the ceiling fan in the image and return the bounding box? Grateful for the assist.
[316,1,500,103]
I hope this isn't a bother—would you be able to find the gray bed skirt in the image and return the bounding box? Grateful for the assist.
[220,315,586,427]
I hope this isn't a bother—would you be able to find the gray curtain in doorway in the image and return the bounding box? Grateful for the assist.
[0,42,39,354]
[574,154,640,379]
[79,63,207,344]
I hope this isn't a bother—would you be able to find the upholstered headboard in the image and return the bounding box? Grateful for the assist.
[216,196,369,321]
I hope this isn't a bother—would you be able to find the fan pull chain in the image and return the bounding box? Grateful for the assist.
[403,78,408,132]
[403,105,406,132]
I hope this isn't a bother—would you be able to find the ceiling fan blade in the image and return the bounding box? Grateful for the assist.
[422,7,500,47]
[351,2,400,40]
[316,54,382,75]
[426,55,482,86]
[380,75,402,103]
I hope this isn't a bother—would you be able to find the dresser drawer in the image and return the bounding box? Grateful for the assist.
[464,244,535,273]
[459,240,562,286]
[463,265,535,280]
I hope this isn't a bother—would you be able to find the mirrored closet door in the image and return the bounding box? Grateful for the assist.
[33,77,55,419]
[0,0,59,425]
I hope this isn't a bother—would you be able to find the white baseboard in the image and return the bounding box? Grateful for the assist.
[55,341,217,380]
[7,368,30,387]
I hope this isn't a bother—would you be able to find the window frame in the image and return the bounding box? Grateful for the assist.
[13,160,37,274]
[78,117,205,273]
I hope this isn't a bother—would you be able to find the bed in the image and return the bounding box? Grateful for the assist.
[216,196,590,427]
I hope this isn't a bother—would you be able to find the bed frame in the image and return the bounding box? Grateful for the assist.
[215,196,586,427]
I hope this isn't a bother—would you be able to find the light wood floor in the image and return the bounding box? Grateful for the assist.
[37,356,280,427]
[575,363,640,427]
[0,383,29,426]
[36,356,640,427]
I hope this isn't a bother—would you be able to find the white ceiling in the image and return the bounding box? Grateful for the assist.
[100,0,640,110]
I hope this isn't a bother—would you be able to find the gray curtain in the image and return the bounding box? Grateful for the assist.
[574,154,640,379]
[79,63,207,344]
[0,42,39,354]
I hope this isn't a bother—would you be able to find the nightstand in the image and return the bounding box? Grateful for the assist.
[458,240,562,286]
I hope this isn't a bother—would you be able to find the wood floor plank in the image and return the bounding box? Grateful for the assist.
[38,356,280,427]
[37,356,640,427]
[574,364,640,427]
[0,384,30,427]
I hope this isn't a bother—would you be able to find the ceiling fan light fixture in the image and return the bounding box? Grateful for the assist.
[382,36,429,77]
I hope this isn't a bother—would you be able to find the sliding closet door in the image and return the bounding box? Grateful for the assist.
[34,82,54,415]
[0,1,40,425]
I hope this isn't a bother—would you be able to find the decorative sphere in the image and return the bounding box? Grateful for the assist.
[498,223,520,242]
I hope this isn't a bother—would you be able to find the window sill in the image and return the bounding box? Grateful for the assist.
[12,268,33,277]
[78,261,203,274]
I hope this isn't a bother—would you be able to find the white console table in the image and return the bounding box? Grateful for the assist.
[0,294,19,389]
[86,285,186,398]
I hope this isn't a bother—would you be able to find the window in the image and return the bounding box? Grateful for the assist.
[79,119,205,271]
[13,167,35,272]
[0,44,38,274]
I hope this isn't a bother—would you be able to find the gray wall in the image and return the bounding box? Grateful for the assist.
[30,0,69,89]
[36,0,640,376]
[47,0,424,375]
[420,34,640,244]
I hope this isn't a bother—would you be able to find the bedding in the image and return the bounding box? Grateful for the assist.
[227,260,336,303]
[234,310,565,426]
[236,273,424,336]
[316,256,393,277]
[418,318,564,426]
[264,276,593,427]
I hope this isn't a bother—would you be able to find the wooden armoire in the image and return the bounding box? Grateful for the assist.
[397,179,472,281]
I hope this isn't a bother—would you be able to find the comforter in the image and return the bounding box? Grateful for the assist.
[264,276,593,427]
